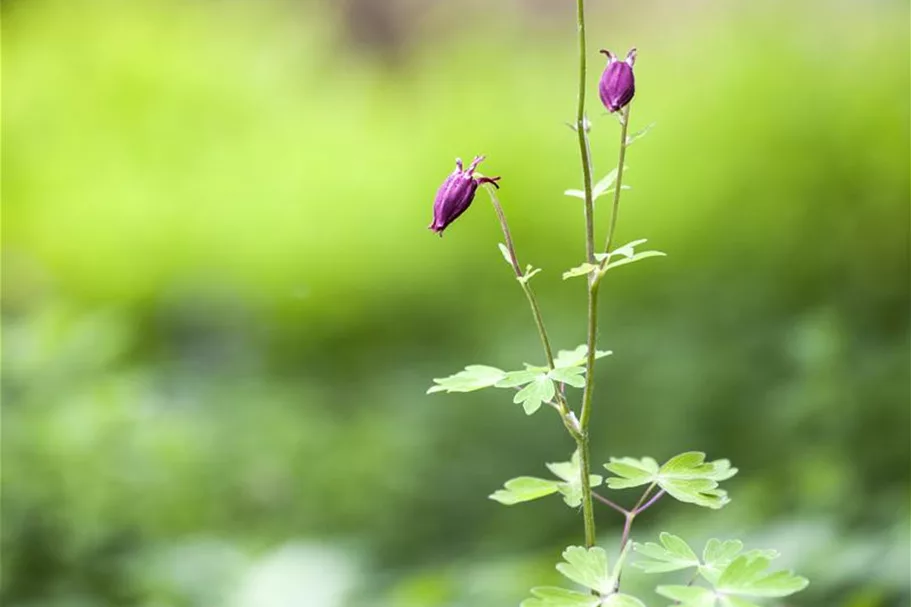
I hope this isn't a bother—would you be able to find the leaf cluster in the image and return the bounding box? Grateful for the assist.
[489,449,603,508]
[634,533,808,607]
[427,345,611,415]
[522,545,646,607]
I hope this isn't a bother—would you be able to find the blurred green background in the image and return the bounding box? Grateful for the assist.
[3,0,910,606]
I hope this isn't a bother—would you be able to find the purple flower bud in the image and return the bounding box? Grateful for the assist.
[428,155,500,236]
[598,48,637,113]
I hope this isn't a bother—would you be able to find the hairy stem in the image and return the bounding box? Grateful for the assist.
[574,0,599,550]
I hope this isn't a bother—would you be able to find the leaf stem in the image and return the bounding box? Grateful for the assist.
[634,488,665,515]
[592,491,628,515]
[632,481,658,513]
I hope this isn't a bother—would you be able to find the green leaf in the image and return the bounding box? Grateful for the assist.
[549,366,586,388]
[605,452,737,509]
[547,450,603,507]
[495,369,543,388]
[592,168,620,199]
[492,450,602,509]
[703,458,738,481]
[660,478,730,509]
[699,540,779,584]
[521,586,601,607]
[700,539,744,583]
[720,598,762,607]
[563,189,587,200]
[604,456,659,489]
[553,345,613,368]
[626,122,656,146]
[633,532,700,573]
[519,266,542,284]
[604,250,666,272]
[597,238,649,260]
[656,585,717,607]
[556,546,613,594]
[594,238,666,274]
[658,452,737,509]
[703,539,744,567]
[716,555,809,598]
[488,476,559,505]
[513,374,556,415]
[602,594,646,607]
[497,242,514,266]
[562,262,599,280]
[427,365,506,394]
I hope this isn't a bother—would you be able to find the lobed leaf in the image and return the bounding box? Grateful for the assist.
[549,366,587,388]
[604,456,659,489]
[491,450,602,510]
[602,594,646,607]
[553,345,613,368]
[633,532,700,573]
[547,450,603,507]
[488,476,559,505]
[513,375,556,415]
[496,369,543,388]
[656,585,717,607]
[427,365,506,394]
[604,452,737,509]
[556,546,614,594]
[716,555,808,598]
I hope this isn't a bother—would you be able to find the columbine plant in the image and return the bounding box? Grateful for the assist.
[427,3,809,607]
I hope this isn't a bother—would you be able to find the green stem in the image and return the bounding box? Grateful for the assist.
[484,185,581,439]
[602,105,631,259]
[576,433,597,548]
[575,2,596,265]
[574,0,598,550]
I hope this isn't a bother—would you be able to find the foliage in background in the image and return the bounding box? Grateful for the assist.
[2,0,909,606]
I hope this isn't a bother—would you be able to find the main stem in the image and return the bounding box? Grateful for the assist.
[574,0,598,550]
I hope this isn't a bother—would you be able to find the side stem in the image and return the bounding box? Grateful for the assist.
[602,105,631,259]
[484,185,581,439]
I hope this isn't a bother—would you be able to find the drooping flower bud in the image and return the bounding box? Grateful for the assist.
[428,156,501,236]
[598,48,637,113]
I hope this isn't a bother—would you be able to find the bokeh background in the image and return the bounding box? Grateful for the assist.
[3,0,910,606]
